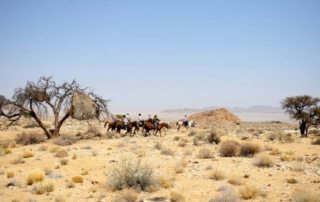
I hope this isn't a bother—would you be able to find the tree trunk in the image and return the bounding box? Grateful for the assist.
[29,111,52,139]
[299,121,307,137]
[51,110,71,137]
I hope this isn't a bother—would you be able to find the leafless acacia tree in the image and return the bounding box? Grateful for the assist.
[0,76,110,139]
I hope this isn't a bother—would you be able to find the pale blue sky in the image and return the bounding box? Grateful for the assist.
[0,0,319,112]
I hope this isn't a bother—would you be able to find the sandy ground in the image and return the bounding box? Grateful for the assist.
[0,118,319,202]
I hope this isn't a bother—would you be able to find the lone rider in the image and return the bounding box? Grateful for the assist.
[153,115,160,128]
[183,115,189,127]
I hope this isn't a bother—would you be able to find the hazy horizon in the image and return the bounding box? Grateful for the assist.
[1,1,319,113]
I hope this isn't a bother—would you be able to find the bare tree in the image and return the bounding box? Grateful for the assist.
[282,95,320,137]
[0,76,110,139]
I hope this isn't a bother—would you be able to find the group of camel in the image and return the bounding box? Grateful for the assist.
[104,118,196,136]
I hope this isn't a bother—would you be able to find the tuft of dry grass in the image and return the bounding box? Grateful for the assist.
[60,159,68,166]
[178,138,188,147]
[254,154,274,168]
[208,170,225,181]
[287,178,298,184]
[66,180,75,188]
[219,140,240,157]
[38,145,48,151]
[16,132,46,145]
[240,142,261,157]
[269,147,281,156]
[158,176,174,189]
[112,189,139,202]
[55,194,66,202]
[55,149,68,158]
[174,159,188,174]
[27,170,45,185]
[292,189,320,202]
[170,191,185,202]
[197,147,214,159]
[32,181,54,195]
[280,153,295,162]
[72,176,83,183]
[11,157,25,164]
[206,130,221,144]
[228,175,243,186]
[7,171,15,178]
[22,150,34,158]
[311,137,320,145]
[54,134,77,146]
[49,146,60,153]
[154,142,162,150]
[240,185,259,200]
[107,158,155,191]
[209,185,240,202]
[161,147,175,156]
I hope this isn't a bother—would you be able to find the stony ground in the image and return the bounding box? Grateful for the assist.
[0,119,320,202]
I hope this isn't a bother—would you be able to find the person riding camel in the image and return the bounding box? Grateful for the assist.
[153,115,160,129]
[183,115,189,127]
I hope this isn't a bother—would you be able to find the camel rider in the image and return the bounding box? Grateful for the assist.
[123,114,129,129]
[183,115,189,127]
[138,113,144,126]
[153,115,160,128]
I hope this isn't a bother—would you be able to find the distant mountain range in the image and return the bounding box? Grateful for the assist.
[161,105,284,114]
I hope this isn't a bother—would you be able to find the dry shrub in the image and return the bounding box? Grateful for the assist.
[208,170,225,181]
[280,153,295,162]
[16,132,46,145]
[228,175,243,185]
[55,149,68,158]
[287,178,298,184]
[219,140,240,157]
[54,134,77,146]
[312,137,320,145]
[60,159,68,166]
[50,146,60,153]
[209,185,240,202]
[72,152,78,160]
[188,130,196,136]
[154,142,162,150]
[72,176,83,183]
[240,185,259,200]
[174,159,188,174]
[0,147,11,156]
[158,176,174,189]
[255,154,274,168]
[32,181,54,195]
[170,191,185,202]
[280,133,295,143]
[66,180,75,188]
[80,126,103,139]
[7,171,14,178]
[55,195,66,202]
[269,148,281,156]
[107,158,155,191]
[292,189,320,202]
[178,138,188,147]
[197,147,214,159]
[22,150,34,158]
[161,148,175,156]
[38,145,48,151]
[112,189,139,202]
[11,157,25,164]
[23,121,39,128]
[206,130,221,144]
[27,170,45,185]
[240,142,261,157]
[173,136,180,141]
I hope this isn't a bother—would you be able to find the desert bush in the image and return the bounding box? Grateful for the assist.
[188,130,196,136]
[161,148,175,156]
[158,176,174,189]
[219,140,240,157]
[79,126,102,139]
[55,195,66,202]
[0,147,11,156]
[54,134,77,146]
[292,189,320,202]
[197,148,214,159]
[280,133,295,143]
[240,142,261,157]
[170,191,185,202]
[154,142,162,150]
[206,130,221,144]
[193,137,201,146]
[107,158,155,191]
[60,159,68,166]
[174,159,188,174]
[27,170,45,185]
[173,136,180,141]
[240,185,259,200]
[55,149,68,158]
[16,132,46,145]
[38,145,48,151]
[11,157,25,164]
[22,150,34,158]
[72,176,83,183]
[312,137,320,145]
[7,171,14,178]
[269,148,281,156]
[254,154,274,167]
[209,185,240,202]
[32,181,54,195]
[50,146,60,153]
[112,189,139,202]
[23,122,39,129]
[280,153,295,162]
[208,170,225,181]
[66,180,75,188]
[178,138,188,147]
[228,175,243,185]
[287,178,298,184]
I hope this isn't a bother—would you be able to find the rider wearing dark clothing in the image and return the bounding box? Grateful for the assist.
[153,115,160,128]
[183,115,189,127]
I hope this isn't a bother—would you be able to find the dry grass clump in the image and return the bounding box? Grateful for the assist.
[15,132,46,145]
[22,150,34,158]
[228,175,243,186]
[11,157,25,164]
[269,147,282,156]
[112,189,139,202]
[254,154,274,167]
[161,147,175,156]
[78,126,103,139]
[7,171,15,178]
[170,191,185,202]
[279,133,295,143]
[32,181,54,195]
[208,170,225,181]
[206,130,221,144]
[240,142,261,157]
[178,138,188,147]
[54,134,77,146]
[188,130,197,136]
[292,189,320,202]
[197,147,214,159]
[72,176,83,183]
[38,144,48,151]
[55,149,68,158]
[27,170,45,185]
[60,159,68,166]
[209,185,240,202]
[158,176,174,189]
[219,140,240,157]
[50,146,60,153]
[280,153,295,162]
[154,142,162,150]
[287,178,298,184]
[107,158,155,191]
[312,137,320,145]
[174,159,188,174]
[239,185,259,200]
[55,195,66,202]
[66,180,75,188]
[0,147,11,156]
